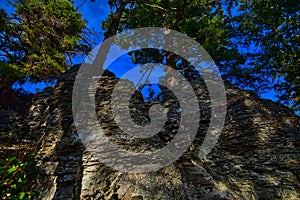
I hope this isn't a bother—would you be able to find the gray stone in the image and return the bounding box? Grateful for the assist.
[2,66,299,200]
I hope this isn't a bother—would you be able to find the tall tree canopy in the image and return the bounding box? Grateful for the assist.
[102,0,300,112]
[234,0,300,109]
[0,0,89,89]
[103,0,245,79]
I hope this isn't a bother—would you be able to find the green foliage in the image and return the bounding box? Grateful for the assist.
[0,0,89,88]
[102,176,120,200]
[103,0,245,79]
[102,0,300,112]
[231,0,300,110]
[103,177,111,193]
[0,147,39,199]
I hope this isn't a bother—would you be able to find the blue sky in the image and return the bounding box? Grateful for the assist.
[1,0,279,104]
[75,0,109,46]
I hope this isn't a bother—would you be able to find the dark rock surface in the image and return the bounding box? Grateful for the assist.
[1,65,299,200]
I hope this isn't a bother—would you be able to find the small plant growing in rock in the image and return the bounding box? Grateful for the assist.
[0,147,39,199]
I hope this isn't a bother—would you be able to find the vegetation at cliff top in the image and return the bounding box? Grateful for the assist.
[102,0,300,111]
[0,0,299,111]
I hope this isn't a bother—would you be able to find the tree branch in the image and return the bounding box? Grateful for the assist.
[76,0,89,11]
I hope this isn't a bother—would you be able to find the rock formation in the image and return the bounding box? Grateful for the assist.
[1,65,300,199]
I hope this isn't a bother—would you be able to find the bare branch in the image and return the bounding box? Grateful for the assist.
[124,1,177,11]
[75,0,89,11]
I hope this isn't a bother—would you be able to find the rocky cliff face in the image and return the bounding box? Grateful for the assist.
[4,66,300,200]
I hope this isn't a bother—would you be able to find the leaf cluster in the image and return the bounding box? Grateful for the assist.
[0,0,89,88]
[0,147,39,200]
[102,0,300,111]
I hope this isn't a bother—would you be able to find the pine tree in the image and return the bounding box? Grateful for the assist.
[0,0,89,89]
